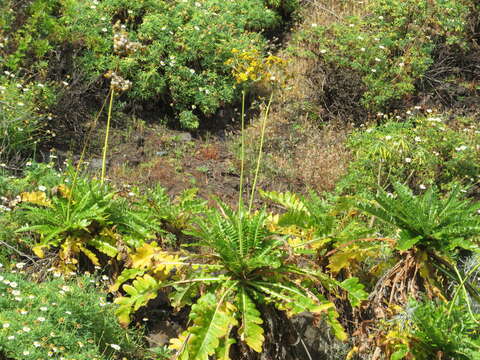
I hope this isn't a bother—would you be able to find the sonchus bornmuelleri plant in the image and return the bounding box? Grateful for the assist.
[17,175,155,273]
[358,182,480,305]
[113,201,368,359]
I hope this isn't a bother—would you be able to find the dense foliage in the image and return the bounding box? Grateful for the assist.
[0,271,141,360]
[1,0,480,359]
[293,0,477,111]
[0,0,297,130]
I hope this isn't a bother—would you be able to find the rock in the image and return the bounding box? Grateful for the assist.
[88,158,105,170]
[177,132,192,142]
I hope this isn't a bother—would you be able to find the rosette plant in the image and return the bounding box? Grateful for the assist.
[113,201,367,359]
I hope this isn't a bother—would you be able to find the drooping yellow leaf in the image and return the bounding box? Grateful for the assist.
[328,246,377,275]
[131,242,158,269]
[57,184,72,199]
[130,241,184,277]
[20,191,52,207]
[79,244,100,266]
[33,244,47,258]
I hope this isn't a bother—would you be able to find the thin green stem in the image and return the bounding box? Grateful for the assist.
[238,90,246,211]
[67,88,110,220]
[101,88,115,184]
[248,92,273,213]
[449,262,480,323]
[237,90,246,258]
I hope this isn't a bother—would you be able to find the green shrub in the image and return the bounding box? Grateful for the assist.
[2,0,297,129]
[0,271,142,360]
[294,0,474,110]
[0,77,57,164]
[407,300,480,359]
[338,116,480,196]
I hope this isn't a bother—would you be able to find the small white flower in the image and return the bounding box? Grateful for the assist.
[38,185,47,191]
[15,263,25,270]
[311,23,317,27]
[375,57,381,62]
[385,135,392,140]
[10,281,18,288]
[3,323,10,328]
[405,157,412,163]
[419,184,426,190]
[414,136,421,142]
[7,335,15,340]
[371,69,377,73]
[102,28,108,32]
[37,317,46,322]
[110,344,121,351]
[40,306,48,311]
[33,341,41,347]
[22,326,31,332]
[23,351,30,356]
[12,290,21,296]
[65,311,72,315]
[20,310,28,315]
[360,47,366,52]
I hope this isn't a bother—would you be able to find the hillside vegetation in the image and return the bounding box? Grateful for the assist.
[1,0,480,359]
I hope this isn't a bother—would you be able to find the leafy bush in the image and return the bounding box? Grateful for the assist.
[408,300,480,359]
[0,77,57,164]
[0,271,142,360]
[338,116,480,196]
[2,0,296,129]
[294,0,474,110]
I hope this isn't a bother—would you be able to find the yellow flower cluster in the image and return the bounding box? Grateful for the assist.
[225,48,287,85]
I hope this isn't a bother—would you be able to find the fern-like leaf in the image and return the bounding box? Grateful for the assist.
[178,292,236,360]
[237,288,264,352]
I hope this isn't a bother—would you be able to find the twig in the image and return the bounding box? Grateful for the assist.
[0,240,36,263]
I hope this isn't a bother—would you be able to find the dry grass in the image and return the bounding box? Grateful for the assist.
[282,0,370,109]
[235,0,369,195]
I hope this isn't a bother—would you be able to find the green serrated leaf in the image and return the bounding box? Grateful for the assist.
[391,344,409,360]
[238,289,264,352]
[339,277,368,307]
[110,268,145,292]
[397,232,422,251]
[181,293,235,360]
